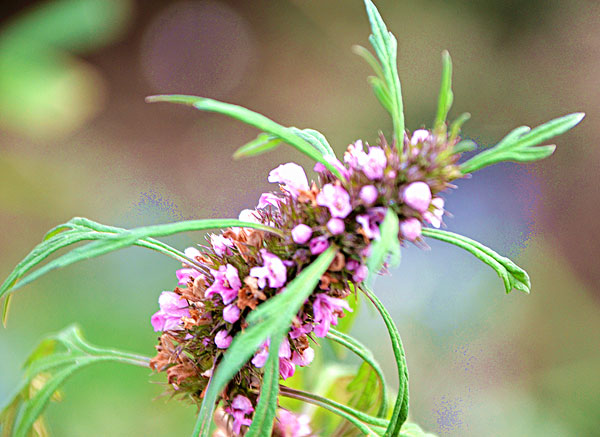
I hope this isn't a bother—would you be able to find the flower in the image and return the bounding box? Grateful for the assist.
[309,236,329,255]
[402,181,432,213]
[352,264,368,283]
[250,249,287,288]
[326,218,345,235]
[291,347,315,367]
[223,303,241,323]
[291,224,313,244]
[210,234,234,257]
[312,293,352,337]
[215,329,233,349]
[356,207,387,240]
[424,197,445,228]
[359,185,378,205]
[225,395,254,434]
[205,264,242,305]
[277,409,313,437]
[252,341,269,368]
[151,291,190,332]
[400,218,422,241]
[344,140,367,169]
[175,247,202,285]
[360,147,387,180]
[411,129,430,145]
[257,192,282,209]
[316,183,352,218]
[268,163,309,197]
[279,358,296,379]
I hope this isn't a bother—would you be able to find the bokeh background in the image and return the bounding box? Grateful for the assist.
[1,0,599,435]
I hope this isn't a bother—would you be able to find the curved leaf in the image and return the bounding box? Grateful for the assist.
[233,133,281,159]
[421,228,530,294]
[366,209,401,286]
[434,50,453,131]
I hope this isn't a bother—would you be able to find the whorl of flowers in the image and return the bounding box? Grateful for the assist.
[149,130,463,434]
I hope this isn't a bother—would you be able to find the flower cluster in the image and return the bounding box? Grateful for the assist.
[149,130,463,435]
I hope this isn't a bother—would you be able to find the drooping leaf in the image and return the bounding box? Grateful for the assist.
[448,112,471,141]
[192,247,337,437]
[421,228,531,294]
[362,286,409,436]
[400,422,438,437]
[434,50,453,131]
[0,217,282,303]
[329,287,361,359]
[233,133,281,159]
[363,0,405,143]
[352,44,385,82]
[0,325,149,437]
[289,128,336,158]
[460,112,585,174]
[366,209,401,286]
[145,95,343,179]
[452,139,477,154]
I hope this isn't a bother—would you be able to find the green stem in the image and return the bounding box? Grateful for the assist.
[279,386,386,436]
[361,286,409,436]
[327,328,389,417]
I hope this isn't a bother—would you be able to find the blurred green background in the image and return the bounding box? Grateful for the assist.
[1,0,598,435]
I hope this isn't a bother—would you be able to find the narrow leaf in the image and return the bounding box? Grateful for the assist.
[461,112,584,174]
[367,76,393,114]
[193,247,337,437]
[233,133,281,159]
[421,228,531,294]
[452,139,477,154]
[363,0,405,143]
[352,44,385,81]
[448,112,470,141]
[434,50,453,131]
[146,95,343,179]
[290,128,336,158]
[400,422,438,437]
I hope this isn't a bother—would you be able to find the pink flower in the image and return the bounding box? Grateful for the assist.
[344,140,367,169]
[309,236,329,255]
[223,303,241,323]
[411,129,430,145]
[279,358,296,380]
[326,218,345,235]
[359,185,378,205]
[215,329,233,349]
[175,247,202,285]
[257,192,282,209]
[312,293,352,337]
[210,234,234,257]
[360,147,387,180]
[250,249,287,289]
[151,291,190,332]
[279,337,291,358]
[291,347,315,367]
[276,409,312,437]
[352,264,368,283]
[268,163,309,197]
[400,218,422,241]
[423,197,445,228]
[292,224,313,244]
[316,184,352,218]
[402,181,432,213]
[206,264,242,305]
[356,207,386,240]
[238,209,260,223]
[225,395,254,434]
[252,341,269,368]
[290,322,312,339]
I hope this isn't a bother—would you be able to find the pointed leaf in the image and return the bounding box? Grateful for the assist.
[146,95,343,179]
[289,128,335,158]
[352,44,385,82]
[448,112,471,141]
[434,50,453,131]
[233,133,281,159]
[461,113,584,173]
[421,228,531,293]
[366,209,401,286]
[363,0,405,143]
[367,76,393,114]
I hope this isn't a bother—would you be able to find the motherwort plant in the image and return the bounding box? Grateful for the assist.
[0,1,583,436]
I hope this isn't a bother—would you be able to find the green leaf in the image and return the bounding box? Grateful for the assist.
[245,332,282,437]
[421,228,531,294]
[192,247,337,437]
[329,287,361,359]
[233,133,281,159]
[363,0,405,144]
[1,217,282,302]
[362,286,409,436]
[366,209,401,286]
[367,76,393,114]
[434,50,453,131]
[448,112,471,141]
[452,139,477,154]
[460,112,585,174]
[145,95,343,179]
[289,128,336,158]
[0,325,149,437]
[352,44,385,82]
[2,295,11,327]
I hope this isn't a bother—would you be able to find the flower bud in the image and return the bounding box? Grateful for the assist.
[326,218,345,235]
[402,181,432,213]
[400,218,422,241]
[292,224,313,244]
